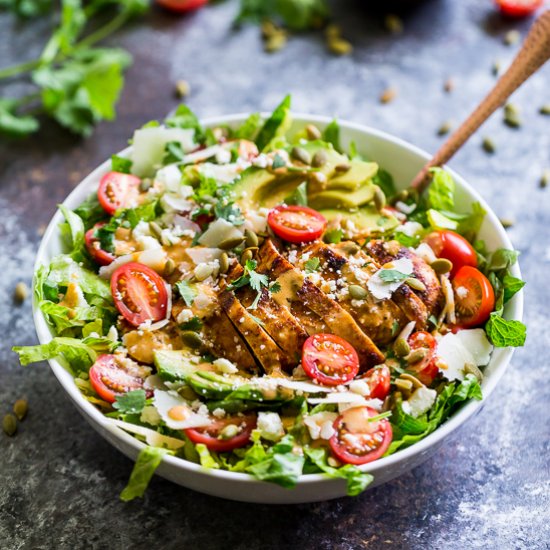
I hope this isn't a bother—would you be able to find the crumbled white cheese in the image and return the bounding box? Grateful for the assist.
[140,405,162,426]
[367,257,414,300]
[198,162,241,184]
[213,358,239,374]
[396,221,424,238]
[257,412,285,442]
[303,412,338,440]
[155,164,183,192]
[106,325,118,342]
[99,248,167,279]
[215,148,232,164]
[405,386,437,418]
[348,379,371,397]
[212,408,226,419]
[176,308,194,325]
[132,220,153,239]
[136,235,162,251]
[251,154,269,168]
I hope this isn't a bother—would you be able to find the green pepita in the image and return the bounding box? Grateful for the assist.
[264,32,287,53]
[261,20,278,39]
[430,258,453,275]
[464,362,484,382]
[218,236,245,250]
[334,163,351,173]
[394,378,413,391]
[399,372,424,388]
[244,229,259,248]
[13,399,28,421]
[407,348,428,366]
[149,221,163,240]
[175,79,191,98]
[328,38,353,56]
[540,104,550,116]
[373,186,386,212]
[482,137,496,154]
[437,121,453,136]
[380,87,397,104]
[163,258,176,277]
[499,217,514,229]
[444,78,454,93]
[219,252,230,274]
[492,60,501,76]
[504,30,520,46]
[139,179,152,192]
[405,277,426,292]
[14,282,28,303]
[241,249,254,265]
[348,284,368,300]
[325,24,341,40]
[305,124,322,140]
[291,146,311,165]
[384,14,403,34]
[504,103,521,128]
[540,169,549,189]
[394,337,411,358]
[181,331,203,349]
[2,414,17,436]
[311,150,328,168]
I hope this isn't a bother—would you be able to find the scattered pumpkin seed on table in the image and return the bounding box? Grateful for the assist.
[504,103,521,128]
[14,282,28,303]
[443,78,454,93]
[13,399,28,421]
[540,104,550,116]
[504,30,520,46]
[175,79,190,98]
[328,38,353,56]
[482,137,496,154]
[380,87,397,104]
[384,14,403,34]
[437,121,453,136]
[500,218,514,229]
[3,414,17,436]
[540,169,549,189]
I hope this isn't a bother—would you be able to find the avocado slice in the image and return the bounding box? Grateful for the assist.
[321,205,399,236]
[327,159,378,191]
[310,182,377,210]
[154,349,202,382]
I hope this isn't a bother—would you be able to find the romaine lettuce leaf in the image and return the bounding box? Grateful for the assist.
[255,95,292,151]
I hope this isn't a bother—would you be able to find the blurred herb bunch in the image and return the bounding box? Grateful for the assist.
[0,0,149,139]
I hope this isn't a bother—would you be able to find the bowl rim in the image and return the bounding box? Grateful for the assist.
[32,112,523,487]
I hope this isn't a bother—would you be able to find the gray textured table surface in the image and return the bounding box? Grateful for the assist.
[1,1,549,549]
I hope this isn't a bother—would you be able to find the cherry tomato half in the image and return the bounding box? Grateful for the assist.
[268,205,327,244]
[185,414,256,452]
[98,171,141,215]
[425,230,477,277]
[407,331,439,385]
[452,266,495,328]
[89,354,148,403]
[302,334,360,386]
[156,0,207,13]
[330,406,392,465]
[495,0,542,18]
[363,365,391,400]
[111,262,168,327]
[85,222,115,266]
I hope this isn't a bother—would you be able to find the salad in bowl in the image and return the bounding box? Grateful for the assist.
[14,96,526,501]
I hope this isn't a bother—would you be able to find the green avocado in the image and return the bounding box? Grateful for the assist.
[321,205,399,235]
[154,349,202,382]
[327,159,378,191]
[310,182,377,210]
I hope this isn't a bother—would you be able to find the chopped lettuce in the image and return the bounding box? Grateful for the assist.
[255,95,292,151]
[165,103,206,144]
[234,112,262,141]
[427,168,455,211]
[322,119,341,153]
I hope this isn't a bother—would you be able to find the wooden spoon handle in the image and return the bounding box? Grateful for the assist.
[410,10,550,194]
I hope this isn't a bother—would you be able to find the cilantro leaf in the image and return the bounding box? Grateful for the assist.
[214,201,244,226]
[485,313,526,348]
[502,274,525,303]
[255,95,291,151]
[323,228,343,244]
[113,389,146,414]
[249,270,269,292]
[269,281,282,294]
[285,181,308,206]
[322,119,341,152]
[379,269,410,283]
[176,281,197,306]
[192,173,218,201]
[304,257,320,273]
[111,154,132,173]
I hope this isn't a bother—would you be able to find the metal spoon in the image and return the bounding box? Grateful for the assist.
[410,10,550,195]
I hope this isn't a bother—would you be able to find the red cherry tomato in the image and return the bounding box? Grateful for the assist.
[156,0,207,13]
[185,414,256,452]
[495,0,542,18]
[363,365,391,400]
[89,354,148,403]
[452,266,495,328]
[330,406,392,465]
[98,171,141,215]
[425,230,477,277]
[85,222,115,266]
[407,331,439,385]
[302,334,360,386]
[111,262,168,327]
[268,206,327,244]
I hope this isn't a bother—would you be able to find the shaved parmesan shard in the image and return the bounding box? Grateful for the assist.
[185,247,223,265]
[303,411,338,440]
[435,329,493,381]
[198,218,243,248]
[153,390,211,430]
[132,126,196,177]
[404,386,437,418]
[257,412,285,442]
[99,248,167,279]
[367,257,414,300]
[110,419,184,450]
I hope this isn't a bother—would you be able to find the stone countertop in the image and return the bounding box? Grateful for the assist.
[1,1,549,548]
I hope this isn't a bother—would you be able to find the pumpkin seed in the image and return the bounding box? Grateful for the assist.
[504,103,521,128]
[334,163,351,173]
[325,24,341,40]
[181,331,203,349]
[218,236,245,250]
[305,124,322,140]
[464,362,484,382]
[405,277,426,292]
[244,229,259,248]
[163,258,176,277]
[291,146,311,165]
[219,424,240,440]
[241,249,254,264]
[373,186,386,212]
[444,78,454,93]
[407,348,428,366]
[430,258,453,275]
[437,121,453,136]
[341,242,360,255]
[380,87,397,104]
[177,385,198,401]
[540,104,550,116]
[149,221,163,240]
[2,414,16,436]
[492,60,501,76]
[311,150,328,167]
[384,14,403,34]
[328,38,353,56]
[194,264,214,281]
[14,282,28,303]
[394,337,411,358]
[265,32,287,53]
[261,20,278,39]
[482,137,496,154]
[399,372,424,388]
[219,252,230,274]
[348,284,368,300]
[13,399,28,421]
[394,378,413,391]
[500,217,514,229]
[175,79,190,98]
[139,179,152,192]
[504,30,520,46]
[540,169,549,189]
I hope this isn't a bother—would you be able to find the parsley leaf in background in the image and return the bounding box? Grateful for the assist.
[113,389,147,414]
[485,313,526,347]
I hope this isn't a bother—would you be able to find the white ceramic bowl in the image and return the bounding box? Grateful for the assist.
[33,113,523,504]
